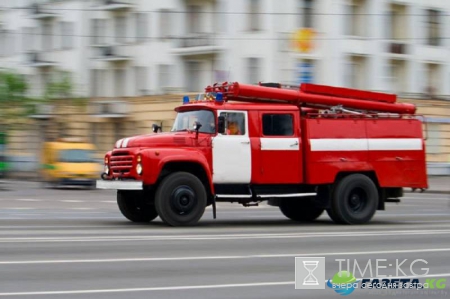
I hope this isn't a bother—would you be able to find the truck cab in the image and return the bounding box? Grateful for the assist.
[97,82,427,227]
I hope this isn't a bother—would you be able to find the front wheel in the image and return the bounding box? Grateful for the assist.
[117,190,158,223]
[327,174,379,224]
[155,172,207,226]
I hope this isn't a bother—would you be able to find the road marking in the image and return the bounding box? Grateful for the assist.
[69,208,96,210]
[2,273,450,296]
[0,281,294,296]
[403,196,450,201]
[60,200,85,203]
[6,208,33,210]
[14,199,42,202]
[0,229,449,243]
[1,247,449,265]
[100,201,115,203]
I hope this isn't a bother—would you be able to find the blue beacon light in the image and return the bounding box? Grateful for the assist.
[183,96,190,104]
[215,92,223,103]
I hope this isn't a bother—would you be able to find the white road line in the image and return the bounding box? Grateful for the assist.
[5,208,33,210]
[14,199,42,202]
[60,200,85,203]
[1,247,449,265]
[0,281,294,296]
[403,196,450,201]
[100,201,115,203]
[0,229,449,243]
[2,273,450,296]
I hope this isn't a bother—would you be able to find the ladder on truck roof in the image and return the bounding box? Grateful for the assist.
[205,82,417,115]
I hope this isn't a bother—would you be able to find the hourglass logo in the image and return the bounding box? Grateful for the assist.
[295,257,326,289]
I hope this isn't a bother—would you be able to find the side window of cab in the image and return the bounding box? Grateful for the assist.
[219,112,246,136]
[262,114,294,136]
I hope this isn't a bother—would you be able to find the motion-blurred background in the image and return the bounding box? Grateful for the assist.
[0,0,449,181]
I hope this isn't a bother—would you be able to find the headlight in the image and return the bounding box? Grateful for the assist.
[136,163,142,175]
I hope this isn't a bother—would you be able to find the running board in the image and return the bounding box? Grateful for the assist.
[215,193,317,199]
[257,193,317,198]
[215,194,253,199]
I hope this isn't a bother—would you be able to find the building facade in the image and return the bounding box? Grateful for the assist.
[0,0,449,174]
[1,0,449,97]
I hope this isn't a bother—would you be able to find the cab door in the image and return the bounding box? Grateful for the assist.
[212,111,251,184]
[258,112,302,184]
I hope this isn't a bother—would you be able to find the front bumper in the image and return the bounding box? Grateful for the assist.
[96,180,143,190]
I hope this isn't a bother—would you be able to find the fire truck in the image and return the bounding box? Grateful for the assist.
[97,82,428,227]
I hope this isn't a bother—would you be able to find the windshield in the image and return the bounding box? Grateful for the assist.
[58,149,96,163]
[171,110,216,134]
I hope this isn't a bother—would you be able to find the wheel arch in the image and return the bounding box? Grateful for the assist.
[157,161,214,204]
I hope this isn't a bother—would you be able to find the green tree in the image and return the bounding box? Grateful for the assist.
[0,70,30,131]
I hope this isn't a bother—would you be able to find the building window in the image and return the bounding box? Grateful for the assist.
[247,57,261,84]
[427,9,441,46]
[135,13,148,42]
[22,27,34,52]
[188,5,202,34]
[346,0,366,36]
[114,69,126,97]
[115,16,127,44]
[135,66,147,95]
[390,4,407,40]
[91,19,106,45]
[43,22,52,51]
[346,56,367,89]
[248,0,261,31]
[186,61,202,92]
[299,0,314,28]
[262,114,294,136]
[158,64,172,88]
[425,63,441,98]
[159,9,172,39]
[61,22,74,50]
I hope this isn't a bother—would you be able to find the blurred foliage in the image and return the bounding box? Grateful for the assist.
[0,70,30,131]
[44,71,87,109]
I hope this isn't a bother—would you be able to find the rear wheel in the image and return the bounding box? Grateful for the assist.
[279,196,324,222]
[117,190,158,223]
[327,174,378,224]
[155,172,207,227]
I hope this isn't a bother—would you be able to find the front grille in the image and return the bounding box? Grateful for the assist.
[110,151,133,175]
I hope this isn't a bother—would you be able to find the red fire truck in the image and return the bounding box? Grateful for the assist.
[97,82,428,227]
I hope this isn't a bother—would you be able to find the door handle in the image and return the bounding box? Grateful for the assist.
[290,141,299,147]
[241,141,250,144]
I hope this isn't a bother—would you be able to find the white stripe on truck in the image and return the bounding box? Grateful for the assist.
[310,138,423,151]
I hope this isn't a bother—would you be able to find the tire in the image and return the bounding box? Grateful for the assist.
[327,174,378,225]
[117,190,158,223]
[155,172,207,227]
[279,196,324,222]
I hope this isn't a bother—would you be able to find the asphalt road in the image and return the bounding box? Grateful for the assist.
[0,180,449,299]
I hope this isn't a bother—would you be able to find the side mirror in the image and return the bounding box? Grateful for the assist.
[152,124,162,133]
[218,116,225,134]
[193,121,202,139]
[193,121,202,132]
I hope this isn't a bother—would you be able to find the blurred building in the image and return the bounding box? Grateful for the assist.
[0,0,449,175]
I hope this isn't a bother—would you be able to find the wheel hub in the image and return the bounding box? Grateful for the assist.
[170,186,196,214]
[348,189,367,213]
